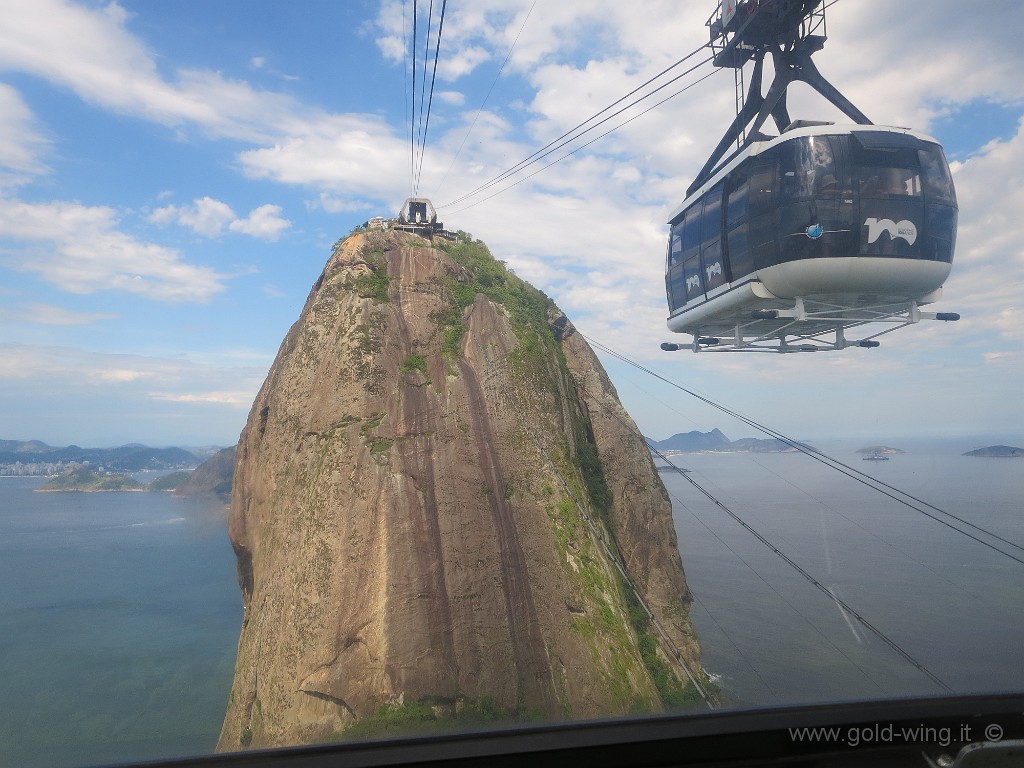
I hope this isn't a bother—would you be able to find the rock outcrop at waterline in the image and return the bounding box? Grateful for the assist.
[217,230,703,750]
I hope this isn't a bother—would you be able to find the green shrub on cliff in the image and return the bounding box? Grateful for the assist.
[435,238,555,366]
[437,236,616,545]
[328,696,528,742]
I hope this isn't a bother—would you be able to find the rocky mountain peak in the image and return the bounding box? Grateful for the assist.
[217,230,704,750]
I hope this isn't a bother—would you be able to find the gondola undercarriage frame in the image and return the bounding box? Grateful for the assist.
[662,286,960,354]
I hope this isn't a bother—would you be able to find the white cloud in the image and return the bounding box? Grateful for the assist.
[0,339,265,446]
[179,196,236,237]
[0,83,50,186]
[0,198,227,302]
[228,204,290,240]
[924,121,1024,347]
[815,0,1024,128]
[437,45,492,81]
[437,90,465,107]
[308,193,377,214]
[147,205,179,226]
[148,390,253,406]
[0,340,265,398]
[0,341,266,444]
[12,303,118,326]
[237,114,409,196]
[426,1,1023,324]
[149,196,291,240]
[0,0,300,143]
[0,342,156,383]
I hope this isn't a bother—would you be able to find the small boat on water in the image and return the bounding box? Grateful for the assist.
[862,455,890,461]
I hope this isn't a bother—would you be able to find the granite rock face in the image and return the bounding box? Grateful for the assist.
[217,231,702,750]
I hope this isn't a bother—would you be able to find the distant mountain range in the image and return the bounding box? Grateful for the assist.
[645,429,801,454]
[0,439,200,474]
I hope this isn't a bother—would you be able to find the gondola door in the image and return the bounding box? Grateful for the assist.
[700,184,727,294]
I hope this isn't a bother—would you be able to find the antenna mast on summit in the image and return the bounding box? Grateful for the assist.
[690,0,871,195]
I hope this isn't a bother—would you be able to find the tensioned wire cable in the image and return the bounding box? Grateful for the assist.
[414,0,448,196]
[416,0,435,159]
[565,364,950,692]
[649,444,951,693]
[409,0,418,195]
[437,0,538,195]
[584,335,1024,567]
[436,0,789,210]
[444,63,722,215]
[649,372,988,601]
[619,341,992,600]
[434,0,846,207]
[438,42,717,209]
[659,467,891,698]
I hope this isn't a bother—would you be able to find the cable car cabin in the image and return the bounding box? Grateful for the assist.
[664,124,959,352]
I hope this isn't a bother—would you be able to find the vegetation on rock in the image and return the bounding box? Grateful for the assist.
[37,467,143,492]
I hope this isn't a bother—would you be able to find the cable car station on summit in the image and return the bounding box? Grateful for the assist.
[661,0,960,353]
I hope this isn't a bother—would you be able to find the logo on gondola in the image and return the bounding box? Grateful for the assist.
[864,217,918,245]
[805,224,824,239]
[706,262,723,280]
[686,275,701,292]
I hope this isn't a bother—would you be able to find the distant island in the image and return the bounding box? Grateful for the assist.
[963,445,1024,458]
[857,446,905,457]
[35,466,202,493]
[37,467,145,492]
[645,428,807,454]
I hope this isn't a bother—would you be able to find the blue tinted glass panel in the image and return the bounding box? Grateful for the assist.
[920,145,957,205]
[750,213,777,269]
[669,221,685,265]
[748,159,775,215]
[806,136,838,196]
[856,145,922,198]
[701,238,726,291]
[777,143,802,202]
[683,254,704,301]
[727,223,753,280]
[726,171,749,226]
[681,204,701,263]
[826,135,855,197]
[667,262,687,309]
[923,205,957,263]
[701,184,724,242]
[777,137,838,200]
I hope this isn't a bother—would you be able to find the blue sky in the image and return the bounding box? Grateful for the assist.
[0,0,1022,448]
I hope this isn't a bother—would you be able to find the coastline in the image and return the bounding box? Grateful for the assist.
[33,487,148,493]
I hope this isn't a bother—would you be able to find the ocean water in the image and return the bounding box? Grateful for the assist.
[0,478,241,768]
[1,449,1021,767]
[667,448,1024,707]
